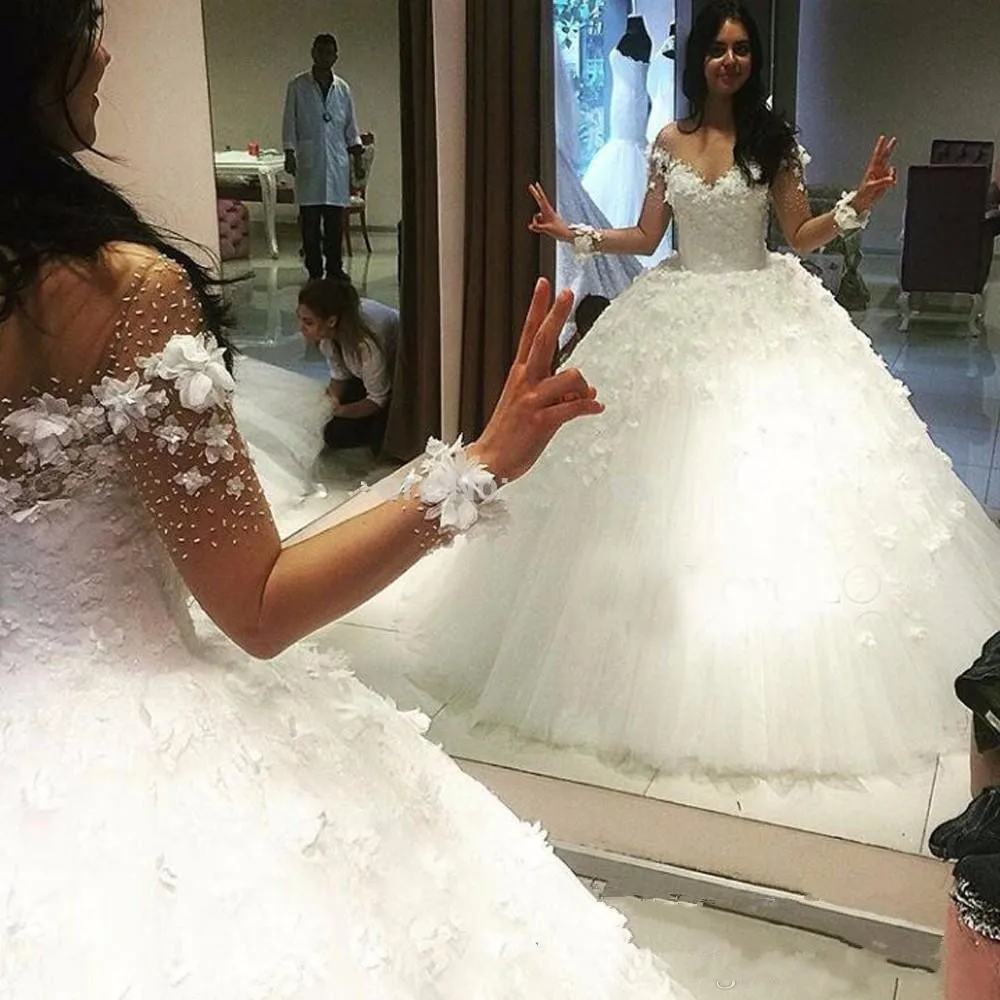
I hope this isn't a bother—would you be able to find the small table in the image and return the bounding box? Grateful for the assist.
[213,151,286,259]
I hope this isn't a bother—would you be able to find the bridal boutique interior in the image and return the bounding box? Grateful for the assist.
[93,0,1000,993]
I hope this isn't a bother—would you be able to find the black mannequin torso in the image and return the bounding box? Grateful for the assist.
[617,14,652,63]
[662,22,676,60]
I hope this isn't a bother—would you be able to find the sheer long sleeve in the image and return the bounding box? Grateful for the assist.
[1,247,450,658]
[770,144,840,254]
[98,256,279,579]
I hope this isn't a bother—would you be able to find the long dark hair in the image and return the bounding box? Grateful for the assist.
[681,0,797,186]
[0,0,232,356]
[298,279,376,364]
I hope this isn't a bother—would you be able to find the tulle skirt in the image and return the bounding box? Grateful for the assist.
[394,254,1000,779]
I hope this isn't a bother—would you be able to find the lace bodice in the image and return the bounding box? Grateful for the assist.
[607,50,649,144]
[651,153,770,273]
[0,248,273,664]
[646,137,810,274]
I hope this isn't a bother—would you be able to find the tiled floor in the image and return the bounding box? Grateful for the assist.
[617,895,941,998]
[231,237,999,858]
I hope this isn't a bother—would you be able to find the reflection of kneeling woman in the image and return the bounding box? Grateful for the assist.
[297,279,399,453]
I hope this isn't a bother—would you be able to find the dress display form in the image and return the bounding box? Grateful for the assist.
[582,17,653,233]
[643,42,677,266]
[555,38,642,327]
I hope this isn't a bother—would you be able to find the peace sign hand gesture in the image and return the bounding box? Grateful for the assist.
[528,182,574,243]
[471,278,603,484]
[854,135,898,213]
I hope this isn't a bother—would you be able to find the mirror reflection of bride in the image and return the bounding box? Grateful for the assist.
[385,0,1000,783]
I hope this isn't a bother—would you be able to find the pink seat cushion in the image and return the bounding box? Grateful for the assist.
[217,199,251,261]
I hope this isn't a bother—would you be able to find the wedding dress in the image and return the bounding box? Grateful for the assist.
[642,47,675,267]
[392,144,1000,780]
[645,48,674,146]
[582,49,651,232]
[555,43,642,319]
[233,355,330,534]
[0,245,691,998]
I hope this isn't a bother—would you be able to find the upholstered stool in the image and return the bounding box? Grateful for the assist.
[217,198,251,261]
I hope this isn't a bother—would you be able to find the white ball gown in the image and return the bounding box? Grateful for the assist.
[393,148,1000,780]
[0,247,691,998]
[582,49,651,231]
[645,49,674,146]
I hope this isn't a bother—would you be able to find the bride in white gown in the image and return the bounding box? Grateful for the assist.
[0,3,693,995]
[391,0,1000,779]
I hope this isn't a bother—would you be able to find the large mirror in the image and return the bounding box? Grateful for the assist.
[205,0,1000,913]
[201,0,404,539]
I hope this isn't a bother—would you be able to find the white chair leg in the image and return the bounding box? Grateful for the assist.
[898,290,912,333]
[969,292,985,336]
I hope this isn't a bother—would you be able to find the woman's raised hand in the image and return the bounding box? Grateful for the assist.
[854,135,898,213]
[528,182,575,243]
[471,278,603,484]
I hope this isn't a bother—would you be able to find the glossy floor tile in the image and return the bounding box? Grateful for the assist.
[645,763,937,854]
[618,896,941,999]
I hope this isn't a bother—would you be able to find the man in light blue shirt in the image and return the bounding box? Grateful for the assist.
[283,33,362,281]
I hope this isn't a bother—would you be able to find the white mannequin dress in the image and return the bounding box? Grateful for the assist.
[582,49,651,232]
[555,43,642,326]
[642,46,676,267]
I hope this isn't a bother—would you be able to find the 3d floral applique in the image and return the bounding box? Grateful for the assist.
[153,417,190,455]
[139,333,235,413]
[194,413,236,464]
[2,393,90,467]
[172,467,212,497]
[92,372,168,438]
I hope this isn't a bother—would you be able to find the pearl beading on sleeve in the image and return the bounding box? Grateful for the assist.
[0,258,273,559]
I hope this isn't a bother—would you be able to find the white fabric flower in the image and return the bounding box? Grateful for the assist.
[75,394,110,437]
[2,394,87,466]
[140,334,235,413]
[93,373,167,439]
[0,477,24,515]
[173,467,212,496]
[226,475,246,498]
[411,436,500,533]
[153,417,190,454]
[194,414,236,464]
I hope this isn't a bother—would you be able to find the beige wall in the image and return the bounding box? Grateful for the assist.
[797,0,1000,252]
[86,0,218,258]
[201,0,402,230]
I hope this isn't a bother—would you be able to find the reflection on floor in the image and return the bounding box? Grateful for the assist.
[230,238,998,859]
[617,895,940,999]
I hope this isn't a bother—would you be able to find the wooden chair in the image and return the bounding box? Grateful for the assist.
[344,132,376,257]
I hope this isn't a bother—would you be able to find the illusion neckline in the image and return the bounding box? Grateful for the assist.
[670,159,741,190]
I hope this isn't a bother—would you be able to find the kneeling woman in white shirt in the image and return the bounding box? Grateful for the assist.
[297,279,399,453]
